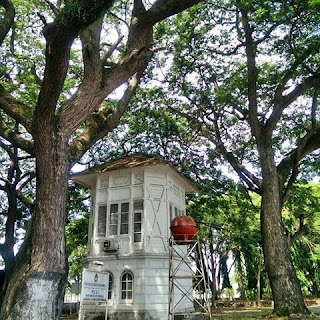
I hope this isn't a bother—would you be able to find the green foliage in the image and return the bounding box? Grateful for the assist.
[56,0,115,32]
[66,183,90,222]
[65,184,90,282]
[66,213,89,282]
[68,245,87,282]
[284,183,320,296]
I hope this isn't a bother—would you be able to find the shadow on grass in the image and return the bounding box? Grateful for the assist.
[211,305,320,320]
[212,308,272,319]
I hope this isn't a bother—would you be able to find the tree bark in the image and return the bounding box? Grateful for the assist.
[0,126,69,319]
[259,143,309,316]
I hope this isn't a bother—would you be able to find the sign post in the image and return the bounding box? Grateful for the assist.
[78,269,109,320]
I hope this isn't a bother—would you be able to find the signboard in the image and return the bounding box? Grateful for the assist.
[81,269,109,301]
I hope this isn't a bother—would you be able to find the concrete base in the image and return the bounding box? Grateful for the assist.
[81,310,210,320]
[79,309,167,320]
[107,310,160,320]
[83,311,106,320]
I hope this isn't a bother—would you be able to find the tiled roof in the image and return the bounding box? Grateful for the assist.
[85,154,167,174]
[71,154,198,193]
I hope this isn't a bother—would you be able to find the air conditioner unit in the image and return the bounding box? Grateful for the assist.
[103,239,119,252]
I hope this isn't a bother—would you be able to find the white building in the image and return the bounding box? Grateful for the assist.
[72,154,198,320]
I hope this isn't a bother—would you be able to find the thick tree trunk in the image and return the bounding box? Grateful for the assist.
[0,130,69,320]
[259,145,309,316]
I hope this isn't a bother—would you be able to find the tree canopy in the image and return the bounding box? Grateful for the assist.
[99,0,320,315]
[0,0,319,318]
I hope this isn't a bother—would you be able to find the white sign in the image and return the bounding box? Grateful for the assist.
[81,269,109,301]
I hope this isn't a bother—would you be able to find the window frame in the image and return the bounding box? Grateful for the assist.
[97,205,107,237]
[107,272,114,303]
[120,271,134,304]
[133,200,143,243]
[108,201,130,237]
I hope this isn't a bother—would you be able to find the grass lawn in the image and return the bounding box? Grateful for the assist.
[211,305,320,320]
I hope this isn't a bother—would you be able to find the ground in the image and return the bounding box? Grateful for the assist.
[60,305,320,320]
[211,305,320,319]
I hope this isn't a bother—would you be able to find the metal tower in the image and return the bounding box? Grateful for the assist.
[168,236,212,320]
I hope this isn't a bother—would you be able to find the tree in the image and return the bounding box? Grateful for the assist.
[284,183,320,297]
[137,0,320,315]
[66,212,89,284]
[0,0,202,318]
[0,137,34,298]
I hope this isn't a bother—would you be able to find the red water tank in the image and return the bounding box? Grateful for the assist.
[170,215,197,241]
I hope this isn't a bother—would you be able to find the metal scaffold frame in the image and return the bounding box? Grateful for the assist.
[168,236,212,320]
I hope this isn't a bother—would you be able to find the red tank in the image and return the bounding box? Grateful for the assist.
[170,215,197,241]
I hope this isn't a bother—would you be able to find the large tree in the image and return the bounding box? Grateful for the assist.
[0,0,202,319]
[132,0,320,315]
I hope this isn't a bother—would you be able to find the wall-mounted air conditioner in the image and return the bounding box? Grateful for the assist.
[103,239,119,252]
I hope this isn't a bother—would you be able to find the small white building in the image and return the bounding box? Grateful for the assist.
[72,154,198,320]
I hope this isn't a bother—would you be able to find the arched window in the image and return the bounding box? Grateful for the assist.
[121,271,133,302]
[107,272,113,300]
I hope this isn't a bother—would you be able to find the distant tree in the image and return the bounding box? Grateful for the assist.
[284,183,320,297]
[66,212,89,284]
[133,0,320,315]
[0,138,34,297]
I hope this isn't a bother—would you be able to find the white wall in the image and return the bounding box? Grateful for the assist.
[88,165,188,256]
[82,164,193,315]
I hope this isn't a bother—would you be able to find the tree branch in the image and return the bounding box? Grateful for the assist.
[33,0,115,140]
[237,1,261,141]
[101,35,124,66]
[57,0,202,140]
[0,0,15,46]
[31,65,42,86]
[0,138,12,155]
[0,85,33,132]
[44,0,59,15]
[289,25,316,75]
[80,17,103,83]
[68,70,144,164]
[167,103,263,193]
[59,0,153,136]
[255,22,279,46]
[268,73,320,133]
[289,215,309,247]
[18,172,36,191]
[144,0,202,26]
[201,121,262,194]
[278,124,320,190]
[0,118,34,155]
